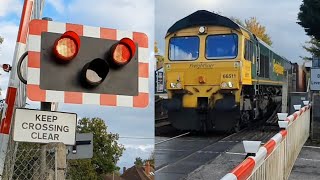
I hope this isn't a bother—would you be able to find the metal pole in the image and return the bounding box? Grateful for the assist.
[38,16,59,180]
[39,101,61,180]
[55,143,66,180]
[40,102,51,179]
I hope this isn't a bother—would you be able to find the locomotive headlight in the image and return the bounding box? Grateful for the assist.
[221,82,228,88]
[170,83,176,88]
[198,26,207,34]
[234,62,240,68]
[170,82,182,89]
[221,82,233,89]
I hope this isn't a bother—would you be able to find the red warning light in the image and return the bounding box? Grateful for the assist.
[110,38,136,66]
[53,31,80,61]
[2,64,12,72]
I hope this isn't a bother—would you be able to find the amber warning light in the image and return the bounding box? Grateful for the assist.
[53,31,80,61]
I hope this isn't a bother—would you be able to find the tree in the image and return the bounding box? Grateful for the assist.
[0,36,3,44]
[303,37,320,58]
[155,41,165,69]
[134,151,154,168]
[245,17,272,46]
[68,117,125,180]
[298,0,320,41]
[134,157,144,167]
[67,160,98,180]
[230,17,272,46]
[300,37,320,62]
[154,41,159,54]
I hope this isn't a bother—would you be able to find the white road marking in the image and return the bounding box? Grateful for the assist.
[298,158,320,162]
[303,145,320,149]
[225,152,247,155]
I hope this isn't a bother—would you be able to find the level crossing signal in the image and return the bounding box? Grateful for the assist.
[26,20,149,108]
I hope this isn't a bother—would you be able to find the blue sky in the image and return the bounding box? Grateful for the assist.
[0,0,155,170]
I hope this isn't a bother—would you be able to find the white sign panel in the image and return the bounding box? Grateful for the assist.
[311,68,320,90]
[13,108,77,145]
[155,67,166,93]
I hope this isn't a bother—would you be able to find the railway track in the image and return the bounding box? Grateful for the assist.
[155,132,228,180]
[155,116,170,128]
[155,104,282,180]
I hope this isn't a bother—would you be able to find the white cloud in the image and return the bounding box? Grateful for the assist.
[0,22,18,63]
[46,0,65,14]
[118,143,153,169]
[0,21,19,97]
[125,144,154,152]
[65,0,154,37]
[0,0,22,17]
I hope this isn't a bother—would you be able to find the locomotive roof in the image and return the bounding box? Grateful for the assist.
[167,10,241,36]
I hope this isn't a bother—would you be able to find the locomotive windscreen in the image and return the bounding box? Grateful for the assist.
[205,34,238,59]
[169,36,200,61]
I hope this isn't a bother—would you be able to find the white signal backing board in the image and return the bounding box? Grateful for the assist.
[311,68,320,90]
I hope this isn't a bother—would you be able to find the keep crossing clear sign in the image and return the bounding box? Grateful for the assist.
[311,68,320,91]
[13,108,77,145]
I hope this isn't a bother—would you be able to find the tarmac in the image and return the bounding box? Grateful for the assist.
[155,135,235,180]
[289,141,320,180]
[184,142,246,180]
[184,140,320,180]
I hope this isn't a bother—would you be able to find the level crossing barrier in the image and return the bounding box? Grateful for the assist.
[221,102,311,180]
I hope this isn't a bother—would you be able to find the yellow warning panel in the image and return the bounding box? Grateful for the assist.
[241,60,252,85]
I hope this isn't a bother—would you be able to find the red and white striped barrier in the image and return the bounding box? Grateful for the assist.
[0,0,33,135]
[222,130,288,180]
[284,105,310,123]
[221,104,311,180]
[0,0,35,176]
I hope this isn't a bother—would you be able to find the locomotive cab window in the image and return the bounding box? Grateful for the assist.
[169,36,199,61]
[205,34,238,60]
